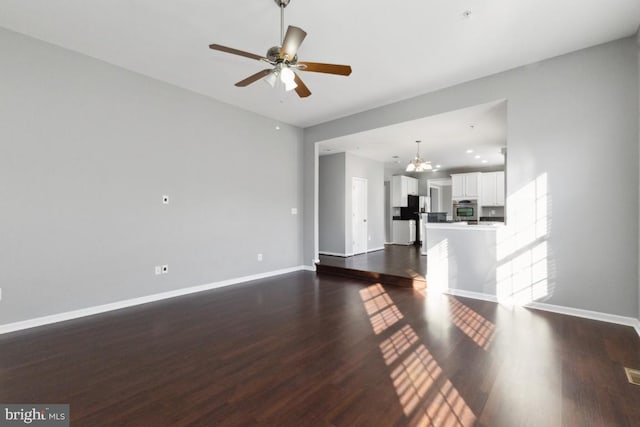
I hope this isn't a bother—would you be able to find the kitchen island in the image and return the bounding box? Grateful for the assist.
[422,215,504,296]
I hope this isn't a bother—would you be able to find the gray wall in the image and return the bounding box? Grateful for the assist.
[441,186,453,217]
[318,153,346,254]
[318,152,385,254]
[305,37,639,318]
[0,29,304,325]
[345,153,385,252]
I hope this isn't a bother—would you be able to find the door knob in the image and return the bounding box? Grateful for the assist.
[363,219,367,222]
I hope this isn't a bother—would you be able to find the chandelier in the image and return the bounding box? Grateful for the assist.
[406,140,432,172]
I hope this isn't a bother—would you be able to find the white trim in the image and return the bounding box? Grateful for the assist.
[0,266,310,335]
[318,251,349,257]
[366,246,385,253]
[526,301,639,330]
[441,288,640,336]
[301,265,316,272]
[634,319,640,338]
[443,288,498,303]
[319,247,384,258]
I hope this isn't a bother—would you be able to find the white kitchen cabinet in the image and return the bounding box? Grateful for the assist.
[451,174,465,199]
[407,177,418,196]
[451,173,481,200]
[496,171,505,205]
[391,175,419,206]
[392,220,415,245]
[481,171,505,206]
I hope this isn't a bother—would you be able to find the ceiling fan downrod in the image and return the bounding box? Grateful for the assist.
[275,0,291,45]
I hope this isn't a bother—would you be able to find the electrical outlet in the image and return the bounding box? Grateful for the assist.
[257,253,263,262]
[291,208,298,215]
[155,266,162,275]
[162,265,169,274]
[162,195,169,204]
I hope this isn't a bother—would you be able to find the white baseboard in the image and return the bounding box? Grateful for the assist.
[366,246,385,253]
[0,265,310,335]
[442,288,640,338]
[318,251,348,257]
[319,247,385,258]
[301,265,316,272]
[443,288,498,303]
[525,301,639,332]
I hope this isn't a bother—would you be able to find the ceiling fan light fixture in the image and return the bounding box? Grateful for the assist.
[264,70,278,87]
[280,67,298,91]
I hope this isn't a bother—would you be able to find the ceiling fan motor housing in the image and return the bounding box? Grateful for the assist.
[274,0,291,7]
[266,46,297,64]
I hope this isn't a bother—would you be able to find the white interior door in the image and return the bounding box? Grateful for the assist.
[352,177,368,255]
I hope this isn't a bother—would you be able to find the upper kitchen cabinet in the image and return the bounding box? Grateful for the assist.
[392,175,419,207]
[451,172,481,200]
[407,177,418,196]
[481,171,505,206]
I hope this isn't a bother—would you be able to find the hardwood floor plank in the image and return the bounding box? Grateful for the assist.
[1,271,638,426]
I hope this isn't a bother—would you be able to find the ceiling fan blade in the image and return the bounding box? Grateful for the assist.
[235,69,273,87]
[293,73,311,98]
[279,26,307,60]
[209,44,264,61]
[298,62,352,76]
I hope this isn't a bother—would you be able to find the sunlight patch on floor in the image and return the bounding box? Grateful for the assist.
[448,298,495,350]
[380,325,419,365]
[360,284,476,426]
[369,305,404,335]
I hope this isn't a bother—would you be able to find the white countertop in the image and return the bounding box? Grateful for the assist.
[425,222,504,231]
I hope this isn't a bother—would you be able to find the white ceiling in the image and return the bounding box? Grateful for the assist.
[0,1,638,128]
[318,100,507,173]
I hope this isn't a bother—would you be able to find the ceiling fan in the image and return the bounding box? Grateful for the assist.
[209,0,352,98]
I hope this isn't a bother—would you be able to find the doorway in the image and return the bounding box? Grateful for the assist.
[352,177,368,255]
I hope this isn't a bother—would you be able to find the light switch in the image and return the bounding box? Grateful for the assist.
[291,208,298,215]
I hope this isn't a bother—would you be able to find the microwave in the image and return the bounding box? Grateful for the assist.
[453,200,478,222]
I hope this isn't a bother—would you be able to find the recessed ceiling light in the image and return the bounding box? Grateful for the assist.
[432,169,439,172]
[474,154,480,159]
[275,125,281,130]
[436,164,441,168]
[392,155,399,159]
[462,10,472,18]
[466,149,474,154]
[481,160,488,163]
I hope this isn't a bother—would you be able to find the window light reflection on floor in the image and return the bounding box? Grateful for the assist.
[448,298,495,350]
[369,305,404,335]
[359,284,476,426]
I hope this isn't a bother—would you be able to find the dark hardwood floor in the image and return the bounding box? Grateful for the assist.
[317,245,427,288]
[1,271,639,426]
